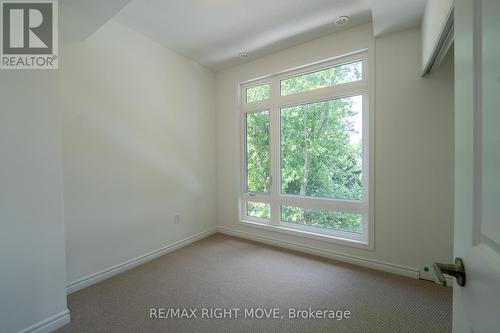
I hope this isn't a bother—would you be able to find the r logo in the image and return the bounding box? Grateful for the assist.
[1,1,57,69]
[2,2,53,54]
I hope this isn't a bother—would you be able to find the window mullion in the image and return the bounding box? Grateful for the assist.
[269,77,280,226]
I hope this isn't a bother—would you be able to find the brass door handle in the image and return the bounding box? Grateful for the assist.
[433,258,466,287]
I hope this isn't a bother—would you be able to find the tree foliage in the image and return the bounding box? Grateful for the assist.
[246,84,270,103]
[246,111,270,193]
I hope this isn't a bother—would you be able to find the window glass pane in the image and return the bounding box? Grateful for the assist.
[281,206,363,234]
[280,95,363,200]
[247,202,270,220]
[246,111,270,193]
[281,60,362,96]
[246,83,270,103]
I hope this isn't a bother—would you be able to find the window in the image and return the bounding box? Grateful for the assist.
[240,52,370,247]
[246,83,270,103]
[280,96,363,201]
[245,110,270,193]
[247,202,270,220]
[280,60,362,96]
[281,206,363,234]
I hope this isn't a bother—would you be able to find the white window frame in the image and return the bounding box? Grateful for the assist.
[239,50,372,249]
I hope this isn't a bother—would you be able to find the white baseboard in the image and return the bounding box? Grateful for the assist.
[17,309,70,333]
[66,227,217,294]
[216,226,420,279]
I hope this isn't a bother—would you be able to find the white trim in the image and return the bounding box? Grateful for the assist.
[216,226,419,279]
[66,227,217,294]
[367,41,375,250]
[237,219,369,249]
[16,309,70,333]
[422,4,455,75]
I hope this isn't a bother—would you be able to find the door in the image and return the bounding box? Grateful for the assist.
[454,0,500,332]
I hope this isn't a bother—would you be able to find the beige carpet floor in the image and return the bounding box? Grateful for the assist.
[56,233,452,333]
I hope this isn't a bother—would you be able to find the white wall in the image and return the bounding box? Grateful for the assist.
[215,24,454,276]
[0,72,69,332]
[60,20,217,285]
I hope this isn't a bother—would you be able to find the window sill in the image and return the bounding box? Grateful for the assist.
[237,219,372,250]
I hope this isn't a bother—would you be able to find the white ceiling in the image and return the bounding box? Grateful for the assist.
[111,0,426,71]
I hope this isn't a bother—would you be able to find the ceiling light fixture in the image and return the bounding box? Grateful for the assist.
[335,16,351,26]
[239,52,249,58]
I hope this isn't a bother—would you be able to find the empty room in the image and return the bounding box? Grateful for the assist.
[1,0,499,332]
